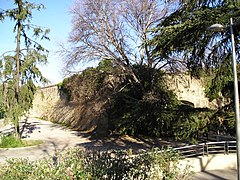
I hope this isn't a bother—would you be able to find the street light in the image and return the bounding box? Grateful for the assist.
[208,18,240,179]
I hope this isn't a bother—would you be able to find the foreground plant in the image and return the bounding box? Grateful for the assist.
[0,147,193,180]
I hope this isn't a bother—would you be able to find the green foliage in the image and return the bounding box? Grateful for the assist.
[97,58,114,72]
[173,104,237,143]
[109,66,179,137]
[210,104,236,136]
[0,80,37,134]
[0,147,193,179]
[173,107,212,144]
[58,74,79,101]
[0,134,42,148]
[151,0,240,77]
[0,0,49,137]
[59,64,220,143]
[148,147,193,179]
[0,135,23,148]
[59,60,121,102]
[149,0,240,141]
[59,68,107,102]
[204,57,233,100]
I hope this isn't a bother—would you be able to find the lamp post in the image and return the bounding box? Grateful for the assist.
[209,17,240,179]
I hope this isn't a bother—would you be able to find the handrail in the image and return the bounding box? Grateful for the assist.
[174,141,236,158]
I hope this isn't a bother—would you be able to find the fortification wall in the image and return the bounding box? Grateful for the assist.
[29,85,107,134]
[166,74,224,108]
[29,85,61,118]
[29,75,223,131]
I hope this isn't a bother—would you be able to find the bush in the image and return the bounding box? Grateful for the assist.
[58,63,221,143]
[0,147,193,179]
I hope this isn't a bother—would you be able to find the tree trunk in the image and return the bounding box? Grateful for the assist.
[14,119,21,139]
[16,21,20,103]
[14,9,21,138]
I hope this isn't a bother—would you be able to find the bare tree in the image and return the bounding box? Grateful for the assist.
[63,0,177,82]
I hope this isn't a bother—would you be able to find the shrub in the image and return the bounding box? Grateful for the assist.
[173,108,212,144]
[0,147,193,179]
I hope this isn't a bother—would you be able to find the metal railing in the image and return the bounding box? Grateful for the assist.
[174,141,236,158]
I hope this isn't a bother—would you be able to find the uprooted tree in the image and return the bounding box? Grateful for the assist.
[59,0,187,137]
[0,0,49,139]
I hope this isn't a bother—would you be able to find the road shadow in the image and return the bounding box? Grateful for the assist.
[40,139,70,162]
[0,117,73,139]
[20,119,41,139]
[200,171,228,180]
[75,134,186,154]
[192,169,237,180]
[0,118,42,138]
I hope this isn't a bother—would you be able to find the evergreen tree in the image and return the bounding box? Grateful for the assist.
[150,0,240,139]
[0,0,49,138]
[151,0,240,97]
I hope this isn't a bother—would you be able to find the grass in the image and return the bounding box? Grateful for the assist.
[0,134,43,148]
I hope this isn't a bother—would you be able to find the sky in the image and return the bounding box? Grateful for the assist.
[0,0,74,85]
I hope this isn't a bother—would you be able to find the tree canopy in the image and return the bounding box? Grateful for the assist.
[151,0,240,95]
[147,0,240,140]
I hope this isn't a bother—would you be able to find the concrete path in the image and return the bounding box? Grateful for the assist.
[192,169,237,180]
[0,118,91,163]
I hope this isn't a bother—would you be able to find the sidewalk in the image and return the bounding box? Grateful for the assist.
[192,169,237,180]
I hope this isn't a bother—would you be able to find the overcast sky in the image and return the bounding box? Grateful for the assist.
[0,0,74,85]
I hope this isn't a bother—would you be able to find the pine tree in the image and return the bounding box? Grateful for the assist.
[151,0,240,97]
[150,0,240,139]
[0,0,49,138]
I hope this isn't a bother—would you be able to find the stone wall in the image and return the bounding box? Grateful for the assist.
[29,74,224,130]
[29,75,215,119]
[166,74,210,108]
[29,85,108,134]
[166,74,229,109]
[29,85,61,118]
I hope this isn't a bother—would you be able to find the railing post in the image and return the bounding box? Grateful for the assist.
[206,143,208,155]
[226,141,228,155]
[224,141,226,154]
[203,143,205,156]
